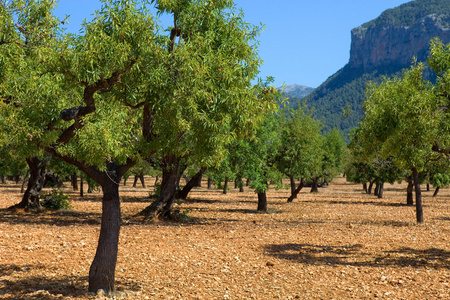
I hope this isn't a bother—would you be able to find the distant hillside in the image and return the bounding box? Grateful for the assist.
[299,0,450,137]
[278,84,315,100]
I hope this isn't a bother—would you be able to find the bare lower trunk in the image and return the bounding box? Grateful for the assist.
[20,170,30,194]
[406,176,414,206]
[80,179,84,198]
[287,178,305,203]
[368,181,374,194]
[223,178,228,194]
[289,176,296,198]
[71,173,78,191]
[412,167,424,224]
[433,186,440,197]
[12,156,50,210]
[177,167,206,200]
[139,174,145,188]
[88,180,121,293]
[207,178,212,189]
[362,182,368,193]
[377,182,384,199]
[310,177,319,193]
[138,155,181,220]
[374,183,379,196]
[257,190,267,212]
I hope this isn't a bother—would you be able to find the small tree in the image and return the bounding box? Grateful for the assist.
[276,106,323,202]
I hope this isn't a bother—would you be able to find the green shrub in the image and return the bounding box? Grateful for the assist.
[40,189,71,210]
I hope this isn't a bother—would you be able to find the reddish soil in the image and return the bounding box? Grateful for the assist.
[0,176,449,299]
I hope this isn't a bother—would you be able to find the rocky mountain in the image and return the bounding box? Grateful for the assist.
[278,84,315,99]
[302,0,450,137]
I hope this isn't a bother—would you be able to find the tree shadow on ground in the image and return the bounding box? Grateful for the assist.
[321,200,409,207]
[0,209,101,226]
[0,266,88,298]
[264,243,450,269]
[184,198,234,205]
[217,208,281,215]
[0,264,142,299]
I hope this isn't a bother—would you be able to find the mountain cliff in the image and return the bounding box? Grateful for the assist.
[303,0,450,137]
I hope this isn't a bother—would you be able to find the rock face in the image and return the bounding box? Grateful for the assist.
[349,14,450,73]
[303,0,450,137]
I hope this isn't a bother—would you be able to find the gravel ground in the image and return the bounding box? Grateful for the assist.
[0,176,449,299]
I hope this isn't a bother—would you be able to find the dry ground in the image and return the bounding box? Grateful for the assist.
[0,176,449,299]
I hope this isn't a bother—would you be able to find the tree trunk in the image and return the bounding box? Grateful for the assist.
[362,182,368,193]
[20,170,30,194]
[139,174,145,188]
[12,156,50,210]
[257,191,267,212]
[426,183,430,192]
[133,175,138,188]
[177,167,206,200]
[287,178,305,203]
[80,178,84,198]
[406,176,414,206]
[433,186,440,197]
[377,182,384,199]
[223,177,228,194]
[235,174,244,192]
[195,173,202,187]
[137,155,182,220]
[88,178,121,293]
[71,173,78,191]
[368,181,374,194]
[289,176,296,198]
[412,167,424,224]
[207,177,212,189]
[374,183,379,196]
[310,177,319,193]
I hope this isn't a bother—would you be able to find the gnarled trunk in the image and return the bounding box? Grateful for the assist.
[12,156,50,210]
[138,155,182,220]
[88,178,121,293]
[177,167,206,200]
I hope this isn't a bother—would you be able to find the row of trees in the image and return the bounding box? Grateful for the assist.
[346,38,450,224]
[0,0,276,293]
[0,0,347,294]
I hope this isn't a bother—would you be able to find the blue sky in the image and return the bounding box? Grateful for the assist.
[54,0,410,88]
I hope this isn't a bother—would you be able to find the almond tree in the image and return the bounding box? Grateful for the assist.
[359,62,437,223]
[0,0,273,292]
[276,106,323,202]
